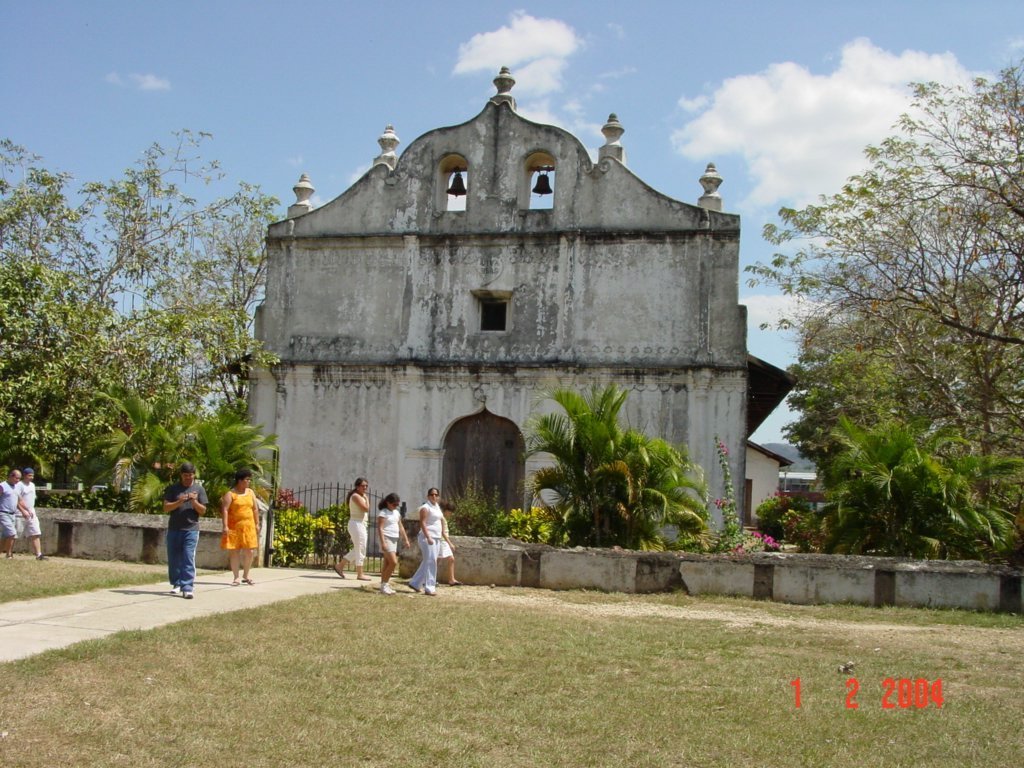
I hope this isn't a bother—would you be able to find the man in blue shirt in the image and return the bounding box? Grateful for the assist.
[162,462,208,599]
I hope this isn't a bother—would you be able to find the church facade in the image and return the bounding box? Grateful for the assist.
[250,68,782,522]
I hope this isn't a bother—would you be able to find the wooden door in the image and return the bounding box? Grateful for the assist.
[442,410,525,511]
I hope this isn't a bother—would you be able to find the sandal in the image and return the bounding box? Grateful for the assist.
[448,580,464,586]
[242,578,256,585]
[332,563,346,579]
[231,579,241,586]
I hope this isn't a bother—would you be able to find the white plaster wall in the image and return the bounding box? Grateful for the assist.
[746,448,782,524]
[252,363,745,516]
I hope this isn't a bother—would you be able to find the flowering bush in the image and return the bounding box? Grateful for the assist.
[755,492,814,541]
[783,507,826,553]
[733,530,781,554]
[710,437,743,553]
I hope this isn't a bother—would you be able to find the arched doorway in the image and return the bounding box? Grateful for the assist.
[442,410,525,511]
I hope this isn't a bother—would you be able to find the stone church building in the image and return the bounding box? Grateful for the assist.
[250,67,790,522]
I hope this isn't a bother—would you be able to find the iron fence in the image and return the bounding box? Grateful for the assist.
[263,483,408,574]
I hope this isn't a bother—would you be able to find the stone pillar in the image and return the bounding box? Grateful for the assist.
[599,113,626,165]
[373,124,400,170]
[697,163,723,211]
[490,66,517,110]
[287,173,315,218]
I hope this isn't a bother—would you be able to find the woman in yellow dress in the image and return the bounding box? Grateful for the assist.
[220,468,260,585]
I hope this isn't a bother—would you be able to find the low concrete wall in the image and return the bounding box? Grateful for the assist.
[29,508,254,570]
[22,512,1022,613]
[399,539,1022,613]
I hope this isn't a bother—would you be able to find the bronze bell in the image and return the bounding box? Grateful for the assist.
[532,170,553,196]
[446,171,467,197]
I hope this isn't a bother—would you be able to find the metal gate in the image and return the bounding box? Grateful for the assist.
[263,483,406,573]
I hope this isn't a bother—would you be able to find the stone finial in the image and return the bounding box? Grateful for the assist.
[373,124,400,170]
[698,163,723,212]
[599,113,627,165]
[287,173,315,218]
[490,66,517,110]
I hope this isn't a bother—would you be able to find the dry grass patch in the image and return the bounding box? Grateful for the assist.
[0,586,1021,767]
[0,557,176,603]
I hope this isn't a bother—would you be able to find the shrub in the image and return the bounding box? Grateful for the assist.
[508,506,566,545]
[783,507,826,553]
[733,530,781,554]
[271,505,313,566]
[445,484,511,537]
[756,493,814,541]
[38,487,133,515]
[271,499,352,567]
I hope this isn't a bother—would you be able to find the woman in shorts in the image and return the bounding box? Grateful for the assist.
[376,493,409,595]
[437,500,462,586]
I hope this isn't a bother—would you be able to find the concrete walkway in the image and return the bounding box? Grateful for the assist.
[0,566,374,663]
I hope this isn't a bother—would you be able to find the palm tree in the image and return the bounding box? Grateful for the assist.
[86,393,277,513]
[526,386,628,546]
[526,385,707,548]
[604,432,708,550]
[823,416,1019,559]
[189,408,277,503]
[88,391,193,490]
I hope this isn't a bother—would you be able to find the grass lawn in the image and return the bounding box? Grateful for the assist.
[0,557,177,603]
[0,585,1021,767]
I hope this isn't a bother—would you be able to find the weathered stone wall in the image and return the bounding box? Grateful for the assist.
[251,89,751,522]
[30,508,259,570]
[398,537,1022,613]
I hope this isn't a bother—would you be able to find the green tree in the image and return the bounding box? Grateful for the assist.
[525,385,707,549]
[86,393,276,513]
[604,431,708,550]
[751,61,1024,460]
[0,260,123,478]
[1,134,279,479]
[822,417,1019,560]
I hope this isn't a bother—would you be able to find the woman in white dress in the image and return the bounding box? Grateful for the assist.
[408,487,443,595]
[334,477,372,581]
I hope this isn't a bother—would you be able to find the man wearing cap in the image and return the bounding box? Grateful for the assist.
[0,469,21,559]
[16,468,46,560]
[162,462,208,599]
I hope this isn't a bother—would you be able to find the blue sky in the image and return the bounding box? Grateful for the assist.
[4,1,1023,443]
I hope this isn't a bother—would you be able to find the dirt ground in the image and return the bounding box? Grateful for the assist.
[441,585,1024,656]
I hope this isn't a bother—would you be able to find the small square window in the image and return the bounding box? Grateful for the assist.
[480,300,507,331]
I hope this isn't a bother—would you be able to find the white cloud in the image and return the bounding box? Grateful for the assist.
[131,73,171,91]
[742,293,806,330]
[518,98,603,146]
[454,12,582,96]
[677,94,708,113]
[672,38,973,209]
[105,71,171,91]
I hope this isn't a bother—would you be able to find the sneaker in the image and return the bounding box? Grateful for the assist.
[36,554,48,561]
[182,591,194,599]
[380,583,395,595]
[169,586,182,596]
